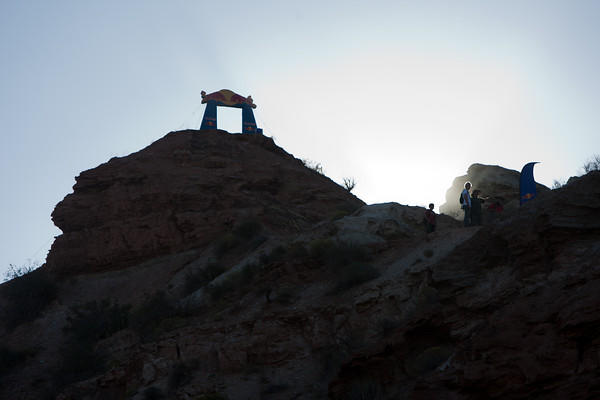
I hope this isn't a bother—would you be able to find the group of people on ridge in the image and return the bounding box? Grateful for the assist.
[460,181,485,227]
[423,180,498,234]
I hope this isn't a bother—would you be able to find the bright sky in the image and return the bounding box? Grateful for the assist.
[2,1,599,278]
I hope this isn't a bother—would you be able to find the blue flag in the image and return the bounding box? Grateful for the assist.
[520,162,539,205]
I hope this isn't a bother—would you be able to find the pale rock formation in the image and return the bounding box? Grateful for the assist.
[333,202,459,245]
[440,163,550,220]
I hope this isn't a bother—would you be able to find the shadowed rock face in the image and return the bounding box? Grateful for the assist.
[329,171,600,400]
[47,130,363,275]
[2,133,599,400]
[440,163,550,220]
[334,202,460,245]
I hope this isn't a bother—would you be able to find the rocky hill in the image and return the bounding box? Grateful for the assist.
[47,130,363,275]
[1,130,599,400]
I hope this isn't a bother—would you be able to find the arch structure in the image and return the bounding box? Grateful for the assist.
[199,89,262,134]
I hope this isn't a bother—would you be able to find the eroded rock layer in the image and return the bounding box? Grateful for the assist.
[47,130,363,274]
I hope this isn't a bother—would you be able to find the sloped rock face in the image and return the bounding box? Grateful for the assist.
[440,163,550,220]
[47,130,363,275]
[329,171,600,399]
[3,143,599,400]
[43,171,597,400]
[334,202,460,245]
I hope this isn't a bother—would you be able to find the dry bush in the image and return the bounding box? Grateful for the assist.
[0,345,32,381]
[301,159,324,175]
[582,154,600,173]
[184,261,225,295]
[2,267,57,330]
[56,300,130,388]
[343,177,356,192]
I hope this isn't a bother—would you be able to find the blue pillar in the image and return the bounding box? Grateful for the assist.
[200,101,218,130]
[242,105,257,134]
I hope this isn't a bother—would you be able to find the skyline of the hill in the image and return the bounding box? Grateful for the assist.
[2,1,600,277]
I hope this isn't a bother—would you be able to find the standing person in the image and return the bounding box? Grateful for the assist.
[461,182,472,227]
[470,190,486,226]
[424,203,437,234]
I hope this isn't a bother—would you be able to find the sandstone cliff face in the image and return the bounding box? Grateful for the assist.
[1,132,599,400]
[440,163,550,220]
[47,130,363,275]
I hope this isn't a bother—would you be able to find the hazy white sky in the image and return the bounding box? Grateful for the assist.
[1,1,599,277]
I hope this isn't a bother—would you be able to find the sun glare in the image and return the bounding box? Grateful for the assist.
[261,47,544,211]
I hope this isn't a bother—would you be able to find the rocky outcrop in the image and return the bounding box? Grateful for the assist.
[440,163,550,220]
[45,171,599,400]
[333,202,460,246]
[47,130,363,275]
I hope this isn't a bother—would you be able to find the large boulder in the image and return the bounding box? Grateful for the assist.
[333,202,460,245]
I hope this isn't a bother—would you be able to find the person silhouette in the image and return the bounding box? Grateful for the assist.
[461,182,472,227]
[424,203,437,234]
[470,190,486,226]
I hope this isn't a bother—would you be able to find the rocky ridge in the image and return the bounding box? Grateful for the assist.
[1,130,599,400]
[47,130,363,275]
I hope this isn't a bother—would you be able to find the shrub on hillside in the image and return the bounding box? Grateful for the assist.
[377,318,401,338]
[309,238,336,263]
[259,245,287,265]
[552,179,566,189]
[214,219,265,258]
[0,345,32,381]
[582,154,600,173]
[214,233,241,258]
[317,345,348,381]
[333,262,380,293]
[308,239,378,292]
[143,387,165,400]
[206,262,261,301]
[233,219,263,240]
[404,345,454,376]
[65,300,130,343]
[309,239,371,270]
[262,383,290,395]
[287,242,309,259]
[56,338,105,388]
[301,159,324,175]
[342,177,356,192]
[196,393,228,400]
[131,292,177,342]
[274,289,296,305]
[1,267,57,330]
[331,209,352,221]
[3,261,40,281]
[56,300,130,387]
[168,360,199,393]
[184,261,226,296]
[347,380,384,400]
